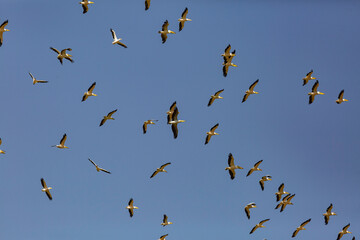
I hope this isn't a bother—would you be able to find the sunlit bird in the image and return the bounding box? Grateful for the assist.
[88,158,111,174]
[52,134,69,149]
[79,0,94,14]
[242,79,259,103]
[110,28,127,48]
[0,20,9,47]
[222,55,237,77]
[159,20,175,44]
[100,109,117,126]
[292,219,311,238]
[259,175,272,191]
[208,89,224,107]
[167,101,177,124]
[308,80,324,104]
[161,214,173,226]
[158,234,168,240]
[150,162,171,178]
[246,160,263,177]
[275,183,289,201]
[205,123,219,145]
[302,69,316,86]
[145,0,151,10]
[29,72,48,85]
[82,82,97,102]
[41,178,53,200]
[275,194,291,210]
[337,224,352,240]
[126,198,139,217]
[323,203,336,225]
[336,90,348,104]
[143,120,158,134]
[244,202,257,219]
[250,219,270,234]
[50,47,74,65]
[0,138,5,154]
[169,107,185,139]
[225,153,243,180]
[221,44,236,60]
[178,8,191,32]
[276,194,295,212]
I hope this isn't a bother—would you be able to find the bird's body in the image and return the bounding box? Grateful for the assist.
[82,82,97,102]
[242,79,259,103]
[41,178,53,200]
[246,160,263,177]
[88,158,111,174]
[150,162,171,178]
[276,194,295,212]
[275,183,289,201]
[0,138,5,154]
[323,204,336,225]
[161,215,173,226]
[308,80,324,104]
[169,107,185,139]
[79,0,94,14]
[205,123,219,145]
[222,55,237,77]
[0,20,10,47]
[302,70,316,86]
[158,234,168,240]
[126,198,139,217]
[225,153,243,180]
[259,175,272,191]
[50,47,74,65]
[143,120,158,134]
[244,202,256,219]
[292,219,311,238]
[337,224,351,240]
[167,101,177,124]
[221,44,236,60]
[100,109,117,126]
[110,29,127,48]
[52,134,69,149]
[159,20,175,44]
[145,0,151,10]
[178,8,191,32]
[336,90,348,104]
[29,72,48,85]
[250,219,270,234]
[208,89,224,107]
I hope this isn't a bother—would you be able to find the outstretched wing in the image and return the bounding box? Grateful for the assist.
[60,134,67,145]
[160,162,171,170]
[107,109,118,117]
[249,79,259,91]
[210,123,219,132]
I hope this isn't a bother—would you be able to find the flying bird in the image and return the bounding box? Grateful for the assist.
[126,198,139,217]
[79,0,94,14]
[221,44,236,61]
[169,107,185,139]
[275,183,289,201]
[246,160,263,177]
[158,20,175,44]
[276,194,291,210]
[166,101,177,124]
[222,55,237,77]
[40,178,53,200]
[100,109,117,126]
[259,175,272,191]
[150,162,171,178]
[143,120,158,134]
[50,47,74,65]
[158,234,168,240]
[88,158,111,174]
[308,80,324,104]
[250,219,270,234]
[145,0,150,10]
[292,219,311,238]
[82,82,97,102]
[323,203,336,225]
[178,8,191,32]
[0,138,5,154]
[0,20,9,47]
[336,90,348,104]
[244,202,257,219]
[110,29,127,48]
[302,69,316,86]
[205,123,219,145]
[242,79,259,103]
[337,224,352,240]
[51,134,69,149]
[161,214,173,226]
[29,72,48,85]
[225,153,243,180]
[208,89,224,107]
[277,194,295,212]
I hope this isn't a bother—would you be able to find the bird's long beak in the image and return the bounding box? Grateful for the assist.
[0,150,5,154]
[215,133,219,135]
[49,187,52,190]
[319,92,325,95]
[89,1,94,3]
[170,31,176,34]
[180,120,185,122]
[233,64,238,67]
[5,29,10,32]
[219,96,224,99]
[344,99,349,101]
[254,91,259,94]
[93,94,97,96]
[135,207,139,209]
[68,54,72,57]
[65,146,69,149]
[188,19,192,21]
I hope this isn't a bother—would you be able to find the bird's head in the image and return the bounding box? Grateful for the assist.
[134,206,139,209]
[5,29,10,32]
[168,222,173,224]
[254,91,259,94]
[214,132,219,135]
[187,19,192,21]
[64,146,69,149]
[48,187,53,190]
[0,150,5,154]
[169,31,176,34]
[318,92,325,95]
[93,94,97,96]
[343,99,349,102]
[232,64,238,67]
[179,120,185,123]
[89,1,94,3]
[67,54,73,57]
[219,96,224,99]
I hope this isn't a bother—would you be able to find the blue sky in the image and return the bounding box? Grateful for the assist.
[0,0,359,239]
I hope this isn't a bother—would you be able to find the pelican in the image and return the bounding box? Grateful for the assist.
[205,123,219,145]
[79,0,94,14]
[82,82,97,102]
[0,138,5,154]
[308,80,324,104]
[222,55,237,77]
[145,0,150,10]
[242,79,259,103]
[99,109,117,126]
[279,194,295,212]
[158,234,168,240]
[275,194,291,210]
[221,44,236,60]
[158,20,175,44]
[336,90,348,104]
[323,203,336,225]
[29,72,48,85]
[167,101,177,124]
[178,8,191,32]
[275,183,289,201]
[208,89,224,107]
[244,202,256,219]
[51,134,69,149]
[0,20,9,47]
[225,153,243,180]
[88,158,111,174]
[41,178,53,200]
[169,107,185,139]
[259,175,272,191]
[50,47,74,65]
[150,162,171,178]
[302,69,316,86]
[143,120,158,134]
[292,219,311,238]
[161,214,173,226]
[126,198,139,217]
[110,29,127,48]
[337,224,351,240]
[250,219,270,234]
[246,160,263,177]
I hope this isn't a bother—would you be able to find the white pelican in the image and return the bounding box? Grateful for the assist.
[275,194,291,210]
[161,214,173,226]
[205,123,219,145]
[145,0,151,10]
[41,178,53,200]
[336,90,348,104]
[292,219,311,238]
[323,203,336,225]
[79,0,94,14]
[0,20,9,47]
[246,160,263,177]
[259,175,272,191]
[143,120,158,134]
[222,55,237,77]
[158,234,168,240]
[244,202,256,219]
[208,89,224,107]
[242,79,259,103]
[88,158,111,174]
[308,80,324,104]
[50,47,74,65]
[110,29,127,48]
[302,69,316,86]
[150,162,171,178]
[225,153,243,180]
[275,183,289,201]
[167,101,177,124]
[0,138,5,154]
[337,224,351,240]
[178,8,191,32]
[158,20,175,44]
[126,198,139,217]
[169,107,185,139]
[99,109,117,126]
[221,44,236,60]
[279,194,295,212]
[250,219,270,234]
[51,134,69,149]
[82,82,97,102]
[29,72,48,85]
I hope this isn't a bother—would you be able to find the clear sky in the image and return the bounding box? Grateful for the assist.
[0,0,359,239]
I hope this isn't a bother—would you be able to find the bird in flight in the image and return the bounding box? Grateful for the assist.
[246,160,263,177]
[225,153,243,180]
[337,224,352,240]
[208,89,224,107]
[0,20,10,47]
[178,8,191,32]
[292,219,311,238]
[308,80,324,104]
[302,69,316,86]
[40,178,53,200]
[259,175,272,191]
[110,29,127,48]
[0,138,6,154]
[145,0,151,10]
[88,158,111,174]
[242,79,259,103]
[169,107,185,139]
[82,82,97,102]
[221,44,236,61]
[143,120,158,134]
[205,123,219,145]
[52,134,69,149]
[100,109,117,126]
[126,198,139,217]
[323,203,336,225]
[158,234,168,240]
[336,90,348,104]
[29,72,48,85]
[150,162,171,178]
[250,219,270,234]
[276,193,295,212]
[222,55,237,77]
[161,214,173,226]
[244,202,257,219]
[275,183,289,201]
[79,0,94,14]
[158,20,175,44]
[166,101,177,124]
[50,47,74,65]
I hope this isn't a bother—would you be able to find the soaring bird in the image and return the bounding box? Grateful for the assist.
[242,79,259,103]
[167,101,177,124]
[275,194,291,210]
[88,158,111,174]
[145,0,151,10]
[41,178,53,200]
[292,219,311,238]
[178,8,191,32]
[126,198,139,217]
[0,20,9,47]
[259,175,272,191]
[225,153,243,180]
[275,183,289,201]
[79,0,94,14]
[336,90,348,104]
[323,203,336,225]
[143,120,158,134]
[158,234,168,240]
[169,107,185,139]
[29,72,48,85]
[159,20,175,44]
[250,219,270,234]
[302,69,316,86]
[0,138,6,154]
[208,89,224,107]
[244,202,257,219]
[50,47,74,65]
[161,214,173,226]
[99,109,117,126]
[222,55,237,77]
[52,134,69,149]
[82,82,97,102]
[110,29,127,48]
[246,160,263,177]
[150,162,171,178]
[205,123,219,145]
[337,224,352,240]
[221,44,236,61]
[277,194,295,212]
[308,80,324,104]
